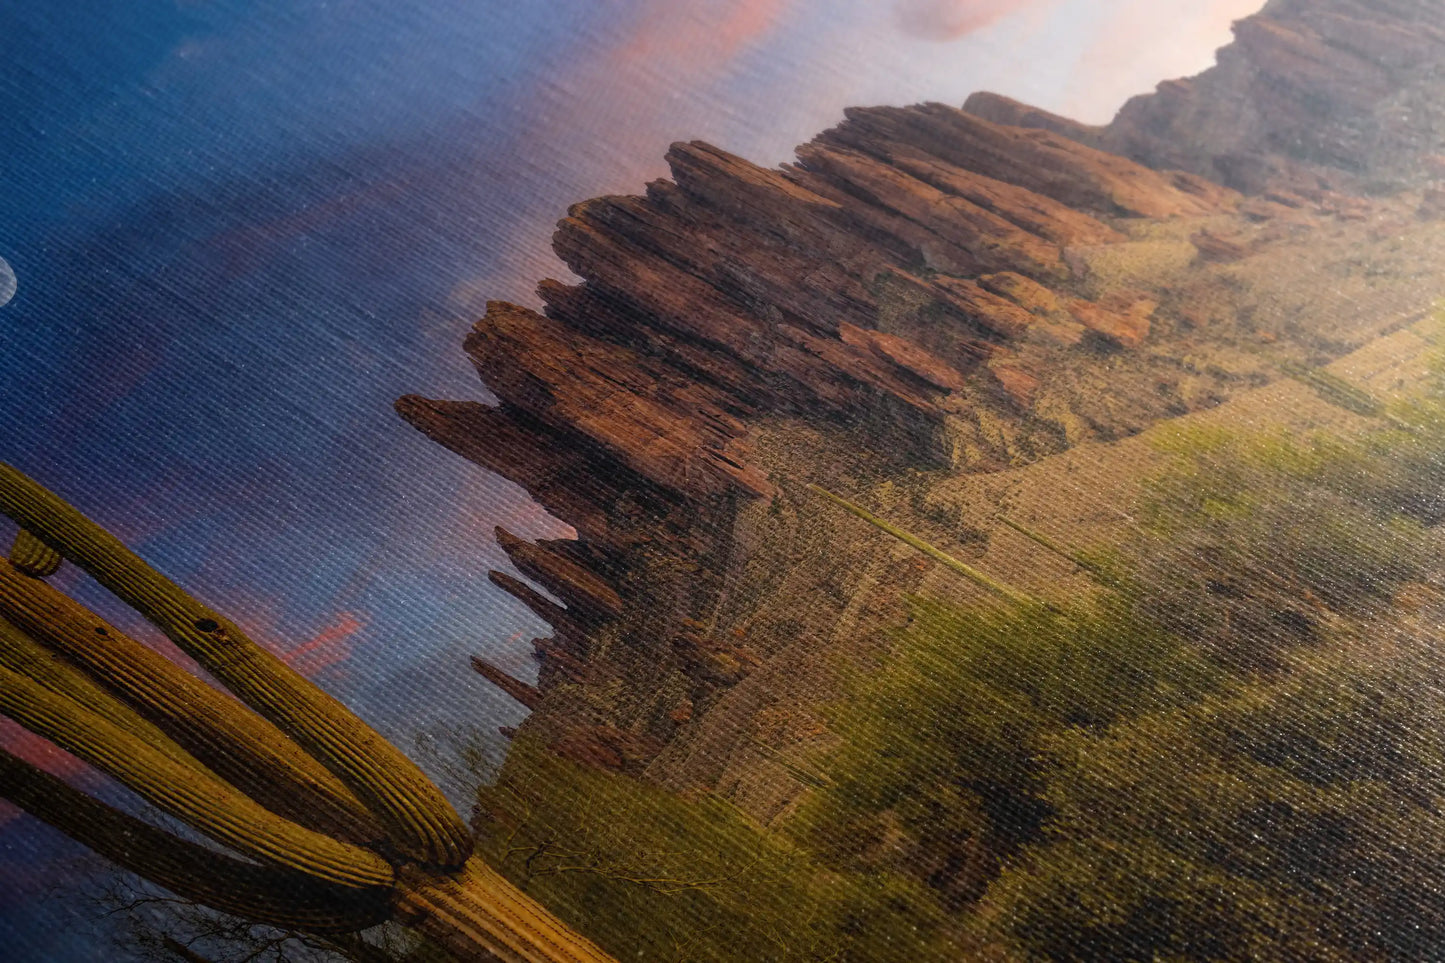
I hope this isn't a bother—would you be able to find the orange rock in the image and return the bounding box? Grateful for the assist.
[928,275,1038,339]
[467,302,775,501]
[471,657,541,711]
[550,726,663,773]
[1191,230,1251,263]
[1067,298,1150,348]
[988,359,1041,409]
[977,271,1062,315]
[822,103,1235,218]
[495,528,624,621]
[838,323,969,392]
[794,142,1063,279]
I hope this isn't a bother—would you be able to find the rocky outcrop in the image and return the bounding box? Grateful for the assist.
[816,103,1235,219]
[494,528,624,623]
[548,726,663,775]
[400,100,1242,577]
[967,0,1445,193]
[465,301,772,502]
[400,10,1444,782]
[471,658,542,711]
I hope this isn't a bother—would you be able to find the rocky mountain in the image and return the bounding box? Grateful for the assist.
[966,0,1445,193]
[398,0,1445,810]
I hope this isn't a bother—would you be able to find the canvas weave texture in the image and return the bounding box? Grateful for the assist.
[4,2,1445,960]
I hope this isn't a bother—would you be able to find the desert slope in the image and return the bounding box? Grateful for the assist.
[398,0,1445,816]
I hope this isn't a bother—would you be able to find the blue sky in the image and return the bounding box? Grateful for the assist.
[0,1,1260,957]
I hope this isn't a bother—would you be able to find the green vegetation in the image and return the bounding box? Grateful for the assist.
[794,597,1217,910]
[980,651,1445,962]
[465,346,1445,961]
[1127,424,1439,668]
[475,739,949,962]
[958,386,1445,960]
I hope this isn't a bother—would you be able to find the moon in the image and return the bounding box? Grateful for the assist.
[0,257,14,309]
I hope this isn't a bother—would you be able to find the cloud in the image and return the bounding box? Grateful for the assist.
[277,610,367,679]
[613,0,792,73]
[893,0,1046,40]
[209,593,367,683]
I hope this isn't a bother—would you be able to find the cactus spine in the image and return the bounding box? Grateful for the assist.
[0,463,619,962]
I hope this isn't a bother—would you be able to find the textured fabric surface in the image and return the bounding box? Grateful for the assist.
[3,2,1445,960]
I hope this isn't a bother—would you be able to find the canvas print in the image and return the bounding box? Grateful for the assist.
[5,1,1445,960]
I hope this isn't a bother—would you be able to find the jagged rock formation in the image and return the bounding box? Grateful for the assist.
[403,105,1236,519]
[966,0,1445,193]
[471,656,542,711]
[399,0,1445,791]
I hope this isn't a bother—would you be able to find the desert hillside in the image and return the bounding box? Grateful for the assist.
[399,3,1445,957]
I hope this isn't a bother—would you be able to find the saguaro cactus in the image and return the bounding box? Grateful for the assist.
[0,463,617,963]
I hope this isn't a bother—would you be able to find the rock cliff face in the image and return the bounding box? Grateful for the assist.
[398,0,1445,807]
[966,0,1445,193]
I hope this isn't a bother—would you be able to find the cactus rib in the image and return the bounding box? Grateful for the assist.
[0,749,389,934]
[0,559,383,846]
[0,463,472,868]
[0,662,394,890]
[0,615,174,748]
[9,529,61,577]
[395,859,620,963]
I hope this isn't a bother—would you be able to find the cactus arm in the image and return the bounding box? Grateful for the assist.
[0,661,394,890]
[9,529,61,577]
[808,485,1043,608]
[0,463,471,867]
[394,859,619,963]
[0,749,389,934]
[0,615,175,747]
[0,559,383,846]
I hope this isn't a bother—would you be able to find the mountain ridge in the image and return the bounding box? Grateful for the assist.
[966,0,1445,193]
[398,0,1445,801]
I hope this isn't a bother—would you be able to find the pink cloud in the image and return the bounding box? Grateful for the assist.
[276,610,367,679]
[530,0,798,163]
[613,0,792,73]
[211,592,365,681]
[894,0,1046,40]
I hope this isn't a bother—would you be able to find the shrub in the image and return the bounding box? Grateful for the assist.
[980,652,1445,962]
[795,595,1218,908]
[473,739,952,962]
[1131,427,1436,667]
